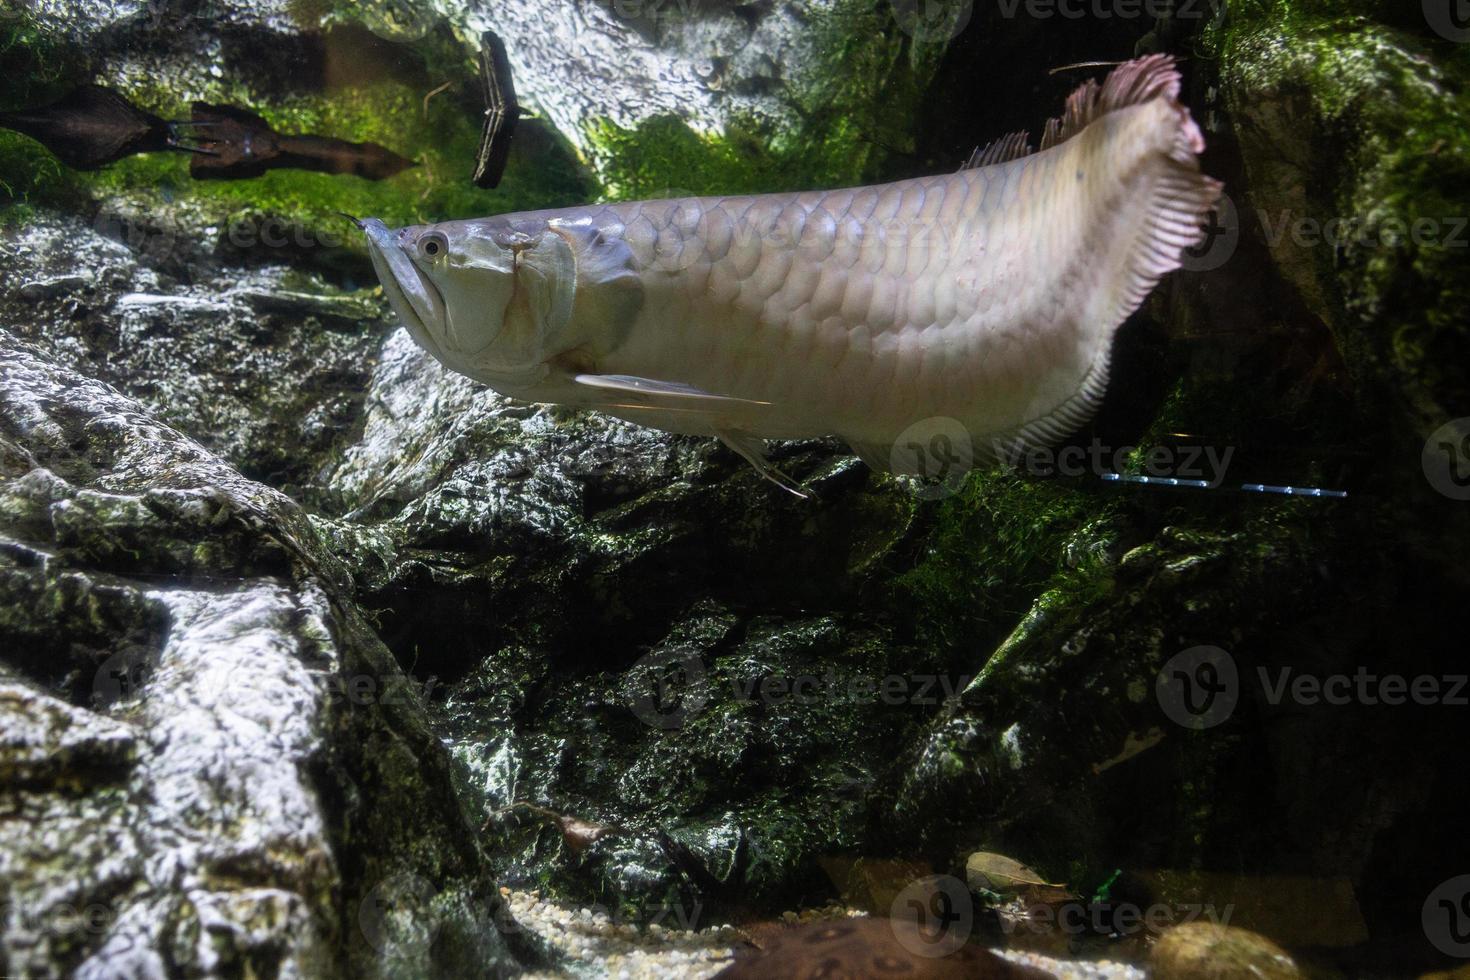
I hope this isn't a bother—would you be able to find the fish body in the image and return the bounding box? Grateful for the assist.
[0,84,175,170]
[361,56,1221,486]
[189,103,415,181]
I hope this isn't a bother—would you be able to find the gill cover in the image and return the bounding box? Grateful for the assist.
[433,221,576,389]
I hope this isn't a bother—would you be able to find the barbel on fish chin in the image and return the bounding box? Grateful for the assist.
[359,55,1222,494]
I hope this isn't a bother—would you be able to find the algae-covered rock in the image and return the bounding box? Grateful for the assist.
[0,212,388,504]
[1209,0,1470,441]
[319,328,941,916]
[0,335,534,977]
[1150,921,1301,980]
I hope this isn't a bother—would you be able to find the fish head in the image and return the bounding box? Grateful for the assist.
[359,216,574,390]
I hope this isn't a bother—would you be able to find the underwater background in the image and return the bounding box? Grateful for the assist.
[1,0,1468,977]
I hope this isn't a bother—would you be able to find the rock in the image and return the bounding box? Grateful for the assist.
[1209,3,1470,445]
[714,917,1056,979]
[0,213,388,506]
[442,0,943,188]
[1149,922,1300,980]
[1419,968,1470,980]
[0,334,533,977]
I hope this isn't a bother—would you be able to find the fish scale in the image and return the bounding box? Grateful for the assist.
[360,55,1221,491]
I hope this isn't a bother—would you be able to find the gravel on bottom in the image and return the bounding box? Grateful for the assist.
[502,889,1148,980]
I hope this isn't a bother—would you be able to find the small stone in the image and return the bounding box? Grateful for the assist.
[1150,922,1300,980]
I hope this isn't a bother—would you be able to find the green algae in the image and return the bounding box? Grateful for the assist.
[1205,1,1470,433]
[0,21,589,258]
[894,469,1116,658]
[587,0,944,199]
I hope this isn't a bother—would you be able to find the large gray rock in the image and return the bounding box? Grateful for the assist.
[443,0,860,182]
[0,331,532,977]
[0,213,386,505]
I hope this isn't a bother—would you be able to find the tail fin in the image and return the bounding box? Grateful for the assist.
[995,55,1223,459]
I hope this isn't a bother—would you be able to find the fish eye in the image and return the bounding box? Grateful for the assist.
[417,232,449,260]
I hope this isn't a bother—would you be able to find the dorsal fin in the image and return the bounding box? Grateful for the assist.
[957,56,1196,167]
[959,131,1031,170]
[1040,53,1188,150]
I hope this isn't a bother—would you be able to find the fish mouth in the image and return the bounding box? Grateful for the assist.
[358,217,447,359]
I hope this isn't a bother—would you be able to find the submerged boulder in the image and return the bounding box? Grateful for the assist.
[0,329,532,977]
[1211,2,1470,442]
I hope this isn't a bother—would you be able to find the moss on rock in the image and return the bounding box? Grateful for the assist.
[1206,1,1470,436]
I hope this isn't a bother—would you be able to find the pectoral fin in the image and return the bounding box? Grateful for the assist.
[572,373,770,413]
[571,374,802,496]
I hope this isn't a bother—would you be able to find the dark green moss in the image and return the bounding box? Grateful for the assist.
[894,470,1115,656]
[1,22,590,254]
[1205,1,1470,434]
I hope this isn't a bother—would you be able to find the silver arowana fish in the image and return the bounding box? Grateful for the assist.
[359,56,1221,494]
